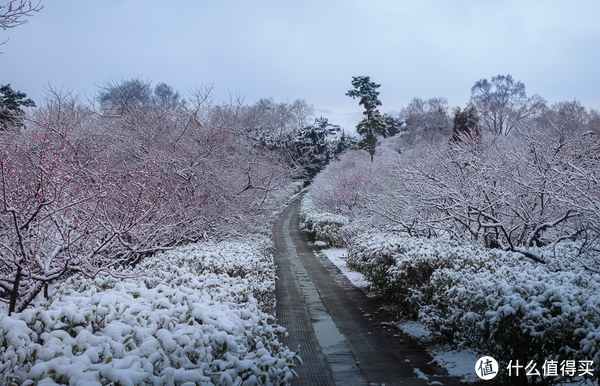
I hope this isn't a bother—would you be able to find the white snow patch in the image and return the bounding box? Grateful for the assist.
[428,345,481,383]
[395,321,433,341]
[321,248,370,288]
[398,321,481,383]
[412,367,429,380]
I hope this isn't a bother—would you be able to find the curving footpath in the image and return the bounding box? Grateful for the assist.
[273,196,463,386]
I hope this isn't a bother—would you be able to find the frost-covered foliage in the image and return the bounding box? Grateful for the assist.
[308,126,600,269]
[346,231,600,383]
[346,233,476,317]
[160,237,277,306]
[1,87,295,314]
[254,122,357,181]
[299,192,353,247]
[0,236,299,385]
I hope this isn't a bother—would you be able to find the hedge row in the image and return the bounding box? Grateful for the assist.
[300,193,599,383]
[0,235,299,386]
[347,232,599,383]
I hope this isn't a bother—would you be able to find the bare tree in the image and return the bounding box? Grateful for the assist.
[97,77,154,116]
[589,109,600,134]
[1,0,43,49]
[386,127,599,265]
[311,123,600,269]
[0,0,41,29]
[1,85,295,314]
[290,99,314,128]
[538,99,589,143]
[470,74,546,136]
[154,82,181,109]
[399,97,451,146]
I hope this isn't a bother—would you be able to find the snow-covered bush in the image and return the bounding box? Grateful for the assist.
[346,231,600,383]
[156,236,276,306]
[347,232,496,317]
[0,236,299,386]
[299,192,356,247]
[423,258,600,382]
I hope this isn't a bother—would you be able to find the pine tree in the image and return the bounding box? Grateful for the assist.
[451,105,480,142]
[0,84,35,131]
[383,113,404,137]
[346,76,387,161]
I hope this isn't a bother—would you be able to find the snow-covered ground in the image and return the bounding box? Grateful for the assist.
[427,346,481,383]
[319,248,370,289]
[393,321,482,382]
[0,236,299,386]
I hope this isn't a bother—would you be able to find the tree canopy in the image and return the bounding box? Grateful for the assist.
[470,74,545,136]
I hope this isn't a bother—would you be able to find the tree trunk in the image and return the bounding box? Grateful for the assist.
[8,266,22,315]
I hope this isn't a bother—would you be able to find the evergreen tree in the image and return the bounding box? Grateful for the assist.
[0,84,35,131]
[290,125,330,180]
[451,105,480,142]
[383,113,404,137]
[287,125,357,180]
[346,76,387,161]
[328,131,358,159]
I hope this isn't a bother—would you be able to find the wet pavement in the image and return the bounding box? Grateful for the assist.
[273,196,463,386]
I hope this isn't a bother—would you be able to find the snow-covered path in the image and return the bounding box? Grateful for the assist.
[273,197,461,386]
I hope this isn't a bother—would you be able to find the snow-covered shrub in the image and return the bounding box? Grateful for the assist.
[347,232,494,318]
[304,213,349,248]
[160,236,276,306]
[422,259,600,382]
[0,237,299,386]
[346,231,599,383]
[299,192,351,247]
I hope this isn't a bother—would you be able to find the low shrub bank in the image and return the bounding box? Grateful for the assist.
[0,235,299,386]
[300,193,599,383]
[168,237,277,307]
[347,231,600,383]
[299,192,360,247]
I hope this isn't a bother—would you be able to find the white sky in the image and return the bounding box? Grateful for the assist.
[2,0,600,113]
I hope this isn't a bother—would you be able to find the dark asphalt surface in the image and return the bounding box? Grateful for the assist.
[273,196,463,386]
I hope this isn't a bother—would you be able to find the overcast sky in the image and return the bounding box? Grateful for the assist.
[2,0,600,114]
